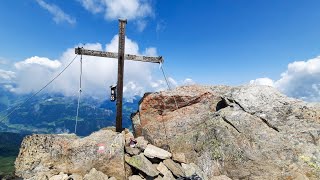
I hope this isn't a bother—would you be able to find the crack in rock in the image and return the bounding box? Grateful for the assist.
[218,97,280,132]
[221,116,241,133]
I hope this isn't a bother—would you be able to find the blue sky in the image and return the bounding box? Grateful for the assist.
[1,0,320,101]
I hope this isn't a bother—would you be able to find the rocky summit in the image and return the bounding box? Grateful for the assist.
[132,85,320,179]
[15,129,126,179]
[13,85,320,179]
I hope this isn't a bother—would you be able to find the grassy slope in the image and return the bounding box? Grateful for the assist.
[0,132,26,177]
[0,156,16,176]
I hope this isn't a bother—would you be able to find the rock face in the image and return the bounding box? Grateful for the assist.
[15,129,126,179]
[132,85,320,179]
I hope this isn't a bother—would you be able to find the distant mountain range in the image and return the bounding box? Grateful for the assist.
[0,83,141,177]
[0,83,140,136]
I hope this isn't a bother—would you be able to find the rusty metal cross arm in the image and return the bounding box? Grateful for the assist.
[75,47,164,64]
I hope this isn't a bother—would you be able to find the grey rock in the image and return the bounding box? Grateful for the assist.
[49,172,68,180]
[135,136,148,150]
[125,162,133,179]
[157,162,175,179]
[125,146,141,156]
[181,163,196,177]
[189,163,208,180]
[211,175,232,180]
[172,152,187,163]
[144,144,172,159]
[163,159,185,177]
[125,154,159,177]
[68,174,83,180]
[26,172,52,180]
[132,85,320,179]
[128,175,144,180]
[15,129,126,180]
[154,176,163,180]
[83,168,108,180]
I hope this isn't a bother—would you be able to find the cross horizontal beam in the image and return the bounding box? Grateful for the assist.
[75,48,164,64]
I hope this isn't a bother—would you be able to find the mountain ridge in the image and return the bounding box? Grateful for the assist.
[0,83,139,136]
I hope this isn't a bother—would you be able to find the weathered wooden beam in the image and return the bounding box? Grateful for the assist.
[75,48,118,58]
[125,54,164,64]
[116,19,126,133]
[75,48,164,64]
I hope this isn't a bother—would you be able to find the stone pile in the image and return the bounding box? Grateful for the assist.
[123,131,224,179]
[14,128,229,180]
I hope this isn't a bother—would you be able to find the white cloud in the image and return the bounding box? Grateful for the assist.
[9,35,182,99]
[36,0,76,25]
[250,56,320,102]
[3,84,15,92]
[136,20,147,32]
[183,78,195,85]
[249,77,274,87]
[0,69,15,82]
[14,56,61,70]
[144,47,157,56]
[79,0,153,31]
[79,0,104,13]
[5,35,193,99]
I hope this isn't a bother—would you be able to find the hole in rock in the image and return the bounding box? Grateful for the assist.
[216,99,229,111]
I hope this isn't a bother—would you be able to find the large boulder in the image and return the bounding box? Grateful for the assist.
[132,85,320,179]
[15,129,126,179]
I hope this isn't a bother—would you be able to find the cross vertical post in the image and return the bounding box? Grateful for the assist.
[116,19,127,132]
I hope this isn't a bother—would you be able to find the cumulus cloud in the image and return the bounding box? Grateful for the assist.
[79,0,153,31]
[14,56,61,70]
[8,35,189,100]
[249,77,274,87]
[0,69,15,82]
[250,56,320,102]
[36,0,76,25]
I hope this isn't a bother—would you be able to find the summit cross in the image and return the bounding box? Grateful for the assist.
[75,19,164,132]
